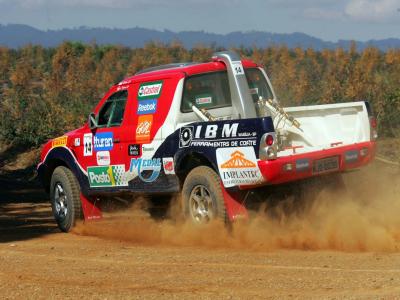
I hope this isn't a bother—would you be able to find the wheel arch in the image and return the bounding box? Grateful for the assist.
[42,158,68,192]
[38,147,85,193]
[175,151,219,185]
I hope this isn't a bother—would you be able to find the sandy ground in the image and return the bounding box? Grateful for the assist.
[1,149,400,299]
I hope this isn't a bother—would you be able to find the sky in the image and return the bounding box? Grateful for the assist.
[0,0,399,41]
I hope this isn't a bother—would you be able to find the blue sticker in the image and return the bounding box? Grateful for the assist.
[129,158,161,183]
[137,99,157,115]
[345,150,359,163]
[94,132,113,151]
[296,158,310,172]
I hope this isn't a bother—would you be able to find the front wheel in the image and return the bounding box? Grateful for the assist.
[50,166,83,232]
[182,166,226,224]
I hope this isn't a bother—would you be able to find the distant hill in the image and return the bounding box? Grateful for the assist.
[1,24,400,51]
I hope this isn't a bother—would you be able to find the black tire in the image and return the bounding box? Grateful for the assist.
[182,166,226,224]
[50,166,83,232]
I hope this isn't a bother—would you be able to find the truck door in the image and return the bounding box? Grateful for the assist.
[128,76,182,188]
[80,87,135,189]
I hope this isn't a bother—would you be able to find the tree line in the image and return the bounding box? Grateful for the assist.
[0,41,399,147]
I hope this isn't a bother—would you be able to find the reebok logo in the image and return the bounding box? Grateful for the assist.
[137,99,157,115]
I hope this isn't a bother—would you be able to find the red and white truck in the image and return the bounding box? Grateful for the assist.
[38,51,377,232]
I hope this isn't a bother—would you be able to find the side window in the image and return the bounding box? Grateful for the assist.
[245,68,274,102]
[181,71,231,113]
[97,90,128,127]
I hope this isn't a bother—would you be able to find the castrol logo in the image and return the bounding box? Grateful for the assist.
[139,85,161,96]
[138,81,163,99]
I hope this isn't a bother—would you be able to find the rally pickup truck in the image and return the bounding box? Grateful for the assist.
[38,51,377,232]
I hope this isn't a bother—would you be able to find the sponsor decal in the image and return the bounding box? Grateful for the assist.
[136,115,152,142]
[179,123,256,148]
[249,87,259,95]
[345,150,359,163]
[179,126,193,148]
[138,81,163,100]
[117,85,128,91]
[128,144,141,157]
[296,159,310,172]
[88,165,128,188]
[216,147,262,188]
[74,138,81,147]
[162,157,175,175]
[96,151,110,166]
[142,146,155,152]
[118,79,132,86]
[129,158,161,183]
[137,99,157,115]
[52,136,68,148]
[94,132,113,151]
[83,133,93,156]
[232,61,244,76]
[195,96,212,105]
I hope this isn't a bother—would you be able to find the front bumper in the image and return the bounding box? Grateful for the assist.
[257,141,376,185]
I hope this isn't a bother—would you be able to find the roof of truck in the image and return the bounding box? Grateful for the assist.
[116,59,259,86]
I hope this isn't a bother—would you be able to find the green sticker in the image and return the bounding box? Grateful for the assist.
[138,81,163,100]
[88,165,128,187]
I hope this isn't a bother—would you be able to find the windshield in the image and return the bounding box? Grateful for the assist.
[245,68,274,117]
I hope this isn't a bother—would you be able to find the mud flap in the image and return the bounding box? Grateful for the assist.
[80,193,102,221]
[220,183,248,221]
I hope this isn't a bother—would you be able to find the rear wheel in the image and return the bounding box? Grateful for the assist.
[50,166,83,232]
[182,166,226,224]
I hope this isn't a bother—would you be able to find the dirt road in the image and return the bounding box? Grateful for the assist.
[1,160,400,299]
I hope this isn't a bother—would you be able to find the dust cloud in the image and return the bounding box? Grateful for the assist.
[73,162,400,252]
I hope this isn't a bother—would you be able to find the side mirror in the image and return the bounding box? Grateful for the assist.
[88,112,98,130]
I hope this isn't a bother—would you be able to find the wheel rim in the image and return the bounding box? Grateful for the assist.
[54,182,68,219]
[189,185,214,223]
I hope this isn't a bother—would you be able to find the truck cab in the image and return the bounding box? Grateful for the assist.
[38,51,376,232]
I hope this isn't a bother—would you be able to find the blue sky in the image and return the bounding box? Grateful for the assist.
[0,0,399,41]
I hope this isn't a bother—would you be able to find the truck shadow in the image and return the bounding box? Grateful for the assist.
[0,168,58,243]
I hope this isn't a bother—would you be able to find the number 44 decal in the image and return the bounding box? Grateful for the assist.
[232,61,244,76]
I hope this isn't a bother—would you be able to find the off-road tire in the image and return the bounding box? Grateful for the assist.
[50,166,83,232]
[182,166,226,224]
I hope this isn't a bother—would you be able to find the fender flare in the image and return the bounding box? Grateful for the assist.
[38,147,89,193]
[174,149,219,181]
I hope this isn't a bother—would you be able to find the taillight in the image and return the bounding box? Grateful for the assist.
[369,116,378,140]
[364,101,377,141]
[370,117,377,128]
[259,132,277,160]
[266,134,274,146]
